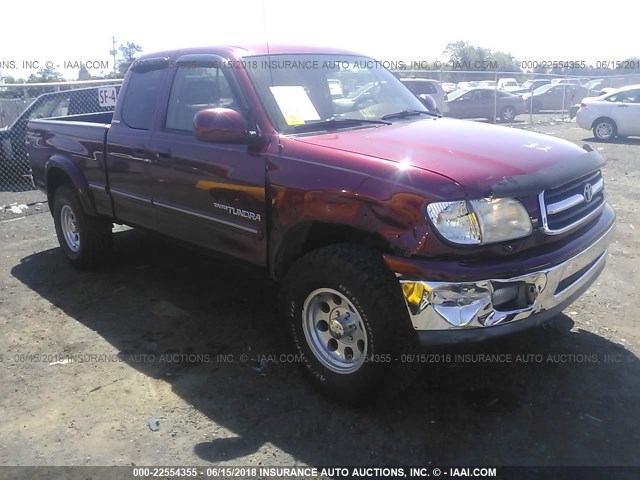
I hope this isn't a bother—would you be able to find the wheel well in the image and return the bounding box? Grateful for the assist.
[591,116,617,130]
[501,105,515,116]
[273,222,392,281]
[46,168,73,212]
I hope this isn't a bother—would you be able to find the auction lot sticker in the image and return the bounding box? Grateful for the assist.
[98,86,118,108]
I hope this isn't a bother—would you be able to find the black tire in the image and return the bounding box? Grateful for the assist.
[53,184,112,270]
[592,117,617,141]
[280,244,420,404]
[500,106,516,122]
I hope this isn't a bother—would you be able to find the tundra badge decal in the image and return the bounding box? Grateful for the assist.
[214,202,261,222]
[523,142,552,152]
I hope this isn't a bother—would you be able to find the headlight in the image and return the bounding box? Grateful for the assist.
[426,198,532,245]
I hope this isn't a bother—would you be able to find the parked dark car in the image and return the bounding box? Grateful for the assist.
[444,87,526,122]
[27,45,614,403]
[522,84,588,113]
[0,85,120,181]
[510,79,552,96]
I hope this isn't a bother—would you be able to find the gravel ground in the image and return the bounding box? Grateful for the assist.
[0,119,638,470]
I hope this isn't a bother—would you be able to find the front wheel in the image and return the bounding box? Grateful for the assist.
[280,244,420,404]
[593,118,617,141]
[500,106,516,122]
[53,184,112,269]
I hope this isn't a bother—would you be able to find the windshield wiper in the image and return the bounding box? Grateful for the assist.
[292,117,390,133]
[381,109,438,120]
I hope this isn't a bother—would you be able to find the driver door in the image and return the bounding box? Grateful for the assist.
[612,89,640,136]
[450,91,475,118]
[147,55,267,266]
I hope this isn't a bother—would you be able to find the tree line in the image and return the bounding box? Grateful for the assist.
[0,41,141,98]
[1,40,638,98]
[408,41,639,80]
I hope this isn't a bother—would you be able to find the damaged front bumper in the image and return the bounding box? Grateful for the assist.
[396,222,614,345]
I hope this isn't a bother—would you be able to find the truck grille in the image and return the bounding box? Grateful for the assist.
[539,171,605,235]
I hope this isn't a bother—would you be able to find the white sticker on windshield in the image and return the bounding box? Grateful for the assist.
[269,86,320,126]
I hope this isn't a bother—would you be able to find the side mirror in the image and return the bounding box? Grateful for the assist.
[194,108,251,143]
[418,94,440,114]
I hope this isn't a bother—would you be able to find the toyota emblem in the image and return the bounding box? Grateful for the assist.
[584,183,594,203]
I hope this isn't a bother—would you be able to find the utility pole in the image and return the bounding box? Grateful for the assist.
[110,36,118,75]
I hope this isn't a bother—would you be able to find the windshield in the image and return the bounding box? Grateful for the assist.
[346,82,375,100]
[245,54,425,133]
[447,89,468,101]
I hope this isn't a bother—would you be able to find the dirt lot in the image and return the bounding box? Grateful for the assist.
[0,119,639,469]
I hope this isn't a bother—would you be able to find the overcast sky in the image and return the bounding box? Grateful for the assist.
[1,0,637,79]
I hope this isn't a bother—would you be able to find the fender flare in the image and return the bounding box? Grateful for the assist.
[45,154,98,216]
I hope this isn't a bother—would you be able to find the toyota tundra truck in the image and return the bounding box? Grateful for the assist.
[27,46,615,403]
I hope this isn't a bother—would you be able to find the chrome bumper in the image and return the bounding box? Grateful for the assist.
[399,224,614,332]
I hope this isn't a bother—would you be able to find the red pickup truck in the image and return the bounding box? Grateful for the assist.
[27,45,615,403]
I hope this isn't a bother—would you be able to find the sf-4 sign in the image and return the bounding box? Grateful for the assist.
[98,86,118,108]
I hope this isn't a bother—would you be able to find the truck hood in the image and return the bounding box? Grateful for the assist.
[293,117,603,198]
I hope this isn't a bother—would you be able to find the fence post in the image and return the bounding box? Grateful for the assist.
[493,68,498,124]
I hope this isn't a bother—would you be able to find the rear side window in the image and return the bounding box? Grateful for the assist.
[476,90,494,101]
[121,69,164,130]
[607,89,640,103]
[625,90,640,103]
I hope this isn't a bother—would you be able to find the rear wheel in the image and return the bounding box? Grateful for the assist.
[53,184,112,269]
[280,244,420,404]
[500,106,516,122]
[592,118,617,141]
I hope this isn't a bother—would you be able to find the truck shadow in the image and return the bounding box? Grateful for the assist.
[582,136,640,146]
[11,229,640,466]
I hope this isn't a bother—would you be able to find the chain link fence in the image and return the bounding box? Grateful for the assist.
[0,80,121,194]
[393,69,640,124]
[1,71,638,199]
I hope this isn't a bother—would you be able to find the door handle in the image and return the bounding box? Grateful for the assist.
[155,148,171,160]
[132,144,146,155]
[617,104,628,108]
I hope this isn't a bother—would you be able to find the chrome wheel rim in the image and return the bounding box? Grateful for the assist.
[302,288,368,374]
[60,205,80,252]
[595,122,613,139]
[503,107,515,121]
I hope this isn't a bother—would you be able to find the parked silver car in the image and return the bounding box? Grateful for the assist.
[522,84,589,113]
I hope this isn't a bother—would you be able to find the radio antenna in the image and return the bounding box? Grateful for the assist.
[261,0,275,92]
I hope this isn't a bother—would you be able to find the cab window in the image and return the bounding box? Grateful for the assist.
[165,66,240,133]
[121,69,164,130]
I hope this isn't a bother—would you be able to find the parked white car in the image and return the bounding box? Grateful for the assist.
[497,78,519,90]
[441,82,457,93]
[576,84,640,140]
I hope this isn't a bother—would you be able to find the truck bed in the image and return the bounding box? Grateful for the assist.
[49,111,114,124]
[27,113,113,214]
